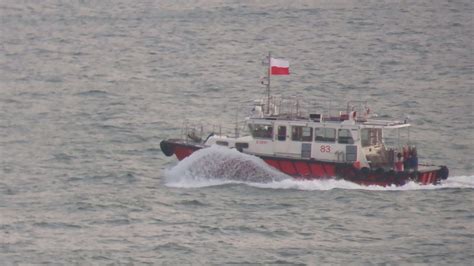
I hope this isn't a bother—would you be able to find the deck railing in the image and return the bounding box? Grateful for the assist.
[259,96,371,122]
[181,120,248,143]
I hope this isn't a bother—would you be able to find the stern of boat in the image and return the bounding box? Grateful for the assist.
[348,164,449,186]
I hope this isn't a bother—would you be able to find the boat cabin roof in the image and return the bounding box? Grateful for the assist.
[361,120,410,129]
[248,117,410,130]
[249,97,410,130]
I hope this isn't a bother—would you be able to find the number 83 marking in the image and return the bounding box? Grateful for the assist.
[320,145,331,153]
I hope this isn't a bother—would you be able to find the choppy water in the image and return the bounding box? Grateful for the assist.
[1,0,473,264]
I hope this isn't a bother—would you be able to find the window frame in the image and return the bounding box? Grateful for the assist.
[277,126,286,141]
[314,127,336,143]
[338,128,354,144]
[291,126,313,142]
[249,124,273,139]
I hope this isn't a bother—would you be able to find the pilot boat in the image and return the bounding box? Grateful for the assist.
[161,54,449,186]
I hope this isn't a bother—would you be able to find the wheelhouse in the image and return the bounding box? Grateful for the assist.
[235,111,412,171]
[201,97,416,173]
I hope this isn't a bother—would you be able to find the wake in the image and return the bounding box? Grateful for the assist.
[164,145,474,191]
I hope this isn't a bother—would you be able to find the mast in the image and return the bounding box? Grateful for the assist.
[266,51,271,115]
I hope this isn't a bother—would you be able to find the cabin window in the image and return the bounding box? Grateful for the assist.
[361,128,382,147]
[235,142,249,151]
[292,126,313,142]
[216,141,228,146]
[315,128,336,142]
[277,126,286,141]
[338,129,354,144]
[249,124,273,139]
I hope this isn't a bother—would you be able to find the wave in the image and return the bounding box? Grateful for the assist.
[248,175,474,191]
[164,145,289,187]
[164,145,474,191]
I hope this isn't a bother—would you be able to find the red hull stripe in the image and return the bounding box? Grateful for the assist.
[309,163,325,178]
[271,66,289,75]
[174,146,195,160]
[421,172,434,185]
[279,160,298,175]
[265,159,281,171]
[294,161,311,177]
[323,164,335,177]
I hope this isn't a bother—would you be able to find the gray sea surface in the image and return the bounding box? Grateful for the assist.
[1,0,473,264]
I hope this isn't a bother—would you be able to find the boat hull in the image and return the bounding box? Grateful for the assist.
[160,140,449,186]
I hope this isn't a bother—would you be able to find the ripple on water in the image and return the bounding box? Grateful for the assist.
[33,222,82,230]
[74,90,110,97]
[0,0,473,264]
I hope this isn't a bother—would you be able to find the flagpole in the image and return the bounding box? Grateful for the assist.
[267,51,271,115]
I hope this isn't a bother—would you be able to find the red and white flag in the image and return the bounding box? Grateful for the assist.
[270,58,290,75]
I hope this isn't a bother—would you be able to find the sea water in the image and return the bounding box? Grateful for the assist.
[1,0,473,264]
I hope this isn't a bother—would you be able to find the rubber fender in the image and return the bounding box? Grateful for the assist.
[160,140,175,157]
[375,168,385,175]
[334,165,349,178]
[412,171,421,182]
[386,170,396,177]
[385,170,396,183]
[385,170,397,182]
[357,167,370,179]
[439,166,449,180]
[394,172,406,185]
[375,168,387,182]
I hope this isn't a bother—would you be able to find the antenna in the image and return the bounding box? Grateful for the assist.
[234,107,240,138]
[266,51,271,115]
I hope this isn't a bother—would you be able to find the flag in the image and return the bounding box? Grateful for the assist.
[270,58,290,75]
